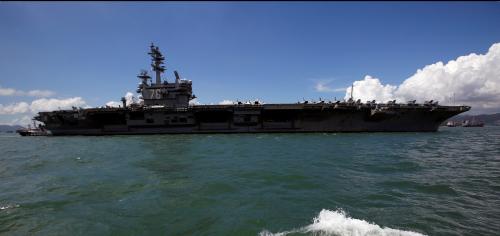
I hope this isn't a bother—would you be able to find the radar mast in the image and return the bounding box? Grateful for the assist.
[148,43,166,85]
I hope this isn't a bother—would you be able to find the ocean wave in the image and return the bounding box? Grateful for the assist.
[259,209,425,236]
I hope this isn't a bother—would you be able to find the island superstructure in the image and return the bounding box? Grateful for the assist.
[34,44,470,135]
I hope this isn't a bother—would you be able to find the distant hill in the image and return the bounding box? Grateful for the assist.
[0,125,24,132]
[446,113,500,126]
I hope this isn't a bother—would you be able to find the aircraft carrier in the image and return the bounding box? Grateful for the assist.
[35,44,470,135]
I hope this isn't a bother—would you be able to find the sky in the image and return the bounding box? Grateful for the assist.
[1,2,500,125]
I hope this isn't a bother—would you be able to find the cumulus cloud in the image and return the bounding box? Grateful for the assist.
[124,92,136,105]
[344,42,500,113]
[30,97,87,113]
[0,102,30,115]
[105,92,140,107]
[0,85,55,97]
[105,101,122,107]
[0,97,87,114]
[344,76,397,102]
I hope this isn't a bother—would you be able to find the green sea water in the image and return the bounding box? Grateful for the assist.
[1,127,499,236]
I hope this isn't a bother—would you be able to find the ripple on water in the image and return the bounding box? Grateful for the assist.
[1,128,499,235]
[378,180,458,196]
[200,182,237,195]
[365,161,422,174]
[365,193,402,202]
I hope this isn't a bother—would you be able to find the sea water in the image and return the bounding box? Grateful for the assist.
[1,127,499,235]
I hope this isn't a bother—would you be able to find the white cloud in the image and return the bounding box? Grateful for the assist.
[10,115,33,126]
[0,85,55,97]
[105,101,122,107]
[344,76,397,102]
[105,92,140,107]
[25,90,55,97]
[0,87,17,96]
[0,115,33,126]
[189,98,201,105]
[219,100,235,105]
[0,97,87,115]
[124,92,136,105]
[30,97,87,113]
[314,80,346,93]
[0,102,30,115]
[315,81,335,92]
[344,42,500,113]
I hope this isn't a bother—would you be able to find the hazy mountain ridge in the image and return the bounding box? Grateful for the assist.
[0,125,24,132]
[447,113,500,126]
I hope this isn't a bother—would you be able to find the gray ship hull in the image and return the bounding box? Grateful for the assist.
[36,103,470,136]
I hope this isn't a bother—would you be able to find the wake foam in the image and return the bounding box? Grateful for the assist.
[0,203,20,210]
[259,209,426,236]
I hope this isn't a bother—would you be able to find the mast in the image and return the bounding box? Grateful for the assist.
[137,70,151,84]
[350,83,354,100]
[136,70,151,94]
[174,70,180,85]
[148,43,166,85]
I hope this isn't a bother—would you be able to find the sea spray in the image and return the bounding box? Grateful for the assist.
[0,203,20,210]
[260,209,426,236]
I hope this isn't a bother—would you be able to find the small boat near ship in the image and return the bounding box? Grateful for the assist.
[16,120,50,136]
[446,121,461,127]
[462,119,484,127]
[445,116,485,128]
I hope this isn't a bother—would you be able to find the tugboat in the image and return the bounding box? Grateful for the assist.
[16,120,50,136]
[33,43,471,135]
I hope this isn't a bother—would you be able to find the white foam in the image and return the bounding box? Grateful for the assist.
[0,204,20,210]
[259,209,426,236]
